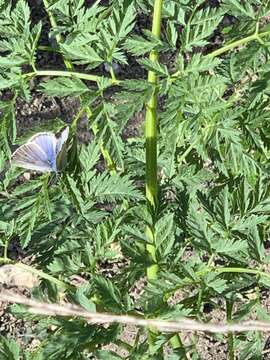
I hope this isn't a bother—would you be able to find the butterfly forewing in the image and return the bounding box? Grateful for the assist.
[11,143,53,172]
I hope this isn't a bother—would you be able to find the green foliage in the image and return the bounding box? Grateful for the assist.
[1,0,270,358]
[0,336,20,360]
[181,6,225,51]
[40,77,90,97]
[124,30,165,56]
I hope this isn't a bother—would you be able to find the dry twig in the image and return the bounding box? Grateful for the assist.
[1,290,270,334]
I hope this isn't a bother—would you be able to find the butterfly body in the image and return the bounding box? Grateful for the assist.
[11,127,69,173]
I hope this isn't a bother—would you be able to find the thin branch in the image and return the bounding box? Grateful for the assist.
[23,70,119,85]
[1,291,270,334]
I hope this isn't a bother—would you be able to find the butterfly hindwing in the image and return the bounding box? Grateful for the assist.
[56,127,69,155]
[56,127,69,170]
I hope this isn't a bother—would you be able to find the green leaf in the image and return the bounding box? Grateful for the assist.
[156,213,175,257]
[0,336,20,360]
[203,273,228,294]
[124,34,159,56]
[61,35,103,67]
[179,54,221,75]
[213,238,248,256]
[40,77,89,97]
[138,58,169,77]
[74,286,96,312]
[79,142,100,173]
[47,254,84,275]
[0,57,26,67]
[122,224,149,244]
[63,175,85,214]
[108,2,135,40]
[18,195,42,248]
[247,225,265,262]
[0,0,41,66]
[94,275,123,312]
[89,173,143,202]
[222,0,256,19]
[91,102,125,168]
[182,7,224,51]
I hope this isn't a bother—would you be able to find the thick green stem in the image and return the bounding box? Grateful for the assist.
[143,4,186,356]
[145,0,163,281]
[145,0,163,353]
[145,0,163,207]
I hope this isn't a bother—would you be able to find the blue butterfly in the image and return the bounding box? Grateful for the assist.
[11,127,69,173]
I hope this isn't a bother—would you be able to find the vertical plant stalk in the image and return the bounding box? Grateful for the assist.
[144,0,163,352]
[145,1,187,353]
[145,0,163,281]
[42,0,116,173]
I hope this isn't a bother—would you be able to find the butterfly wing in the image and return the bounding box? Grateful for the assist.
[56,127,69,170]
[11,129,68,173]
[29,133,57,171]
[56,127,69,155]
[11,142,53,172]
